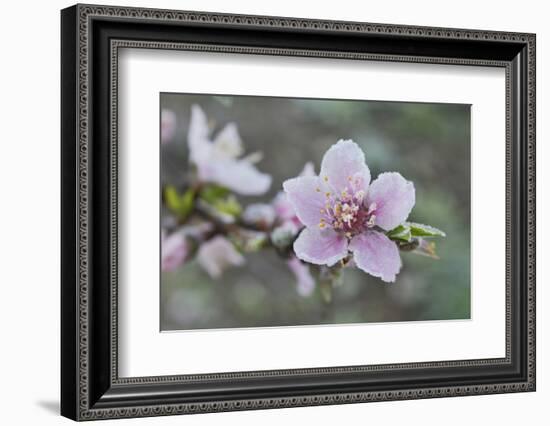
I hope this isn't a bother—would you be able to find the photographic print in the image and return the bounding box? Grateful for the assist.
[160,94,470,331]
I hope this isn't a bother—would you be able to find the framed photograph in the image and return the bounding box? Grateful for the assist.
[61,4,536,421]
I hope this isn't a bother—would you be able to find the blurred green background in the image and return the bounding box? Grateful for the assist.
[160,93,470,331]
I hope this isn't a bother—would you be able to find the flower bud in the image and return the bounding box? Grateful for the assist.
[270,221,300,249]
[242,203,276,228]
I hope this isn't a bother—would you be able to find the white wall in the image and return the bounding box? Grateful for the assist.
[0,0,546,424]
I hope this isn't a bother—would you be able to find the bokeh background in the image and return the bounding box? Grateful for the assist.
[160,93,470,331]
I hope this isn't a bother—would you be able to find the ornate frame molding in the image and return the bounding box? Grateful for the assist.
[61,4,535,421]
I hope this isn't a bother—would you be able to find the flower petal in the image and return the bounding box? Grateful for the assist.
[287,257,315,296]
[199,158,272,196]
[273,163,316,223]
[367,172,415,231]
[283,176,328,227]
[300,161,316,177]
[320,139,371,193]
[349,231,402,282]
[242,203,276,227]
[213,122,244,158]
[161,231,189,272]
[293,227,348,267]
[188,105,271,195]
[197,236,245,279]
[188,104,212,165]
[272,191,296,222]
[161,109,176,144]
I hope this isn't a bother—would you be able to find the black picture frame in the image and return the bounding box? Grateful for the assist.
[61,3,536,421]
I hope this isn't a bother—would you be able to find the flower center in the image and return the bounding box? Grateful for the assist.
[317,175,377,238]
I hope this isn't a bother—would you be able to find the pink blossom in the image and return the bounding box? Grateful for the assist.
[161,109,177,144]
[161,224,214,272]
[161,230,189,272]
[242,203,276,228]
[197,236,245,279]
[287,257,315,296]
[272,162,315,228]
[283,140,415,282]
[187,105,271,196]
[272,192,298,224]
[269,163,316,295]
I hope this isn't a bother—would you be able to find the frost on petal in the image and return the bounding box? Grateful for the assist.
[293,227,348,267]
[320,139,371,193]
[213,122,244,158]
[161,109,176,144]
[349,231,402,282]
[197,236,245,279]
[287,256,315,296]
[161,231,189,272]
[367,172,416,231]
[283,176,329,227]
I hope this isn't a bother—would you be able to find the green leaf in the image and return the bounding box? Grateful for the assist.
[387,224,412,242]
[199,185,242,218]
[211,195,242,217]
[164,186,180,212]
[230,230,268,253]
[197,199,236,224]
[199,185,230,204]
[180,189,194,214]
[164,186,195,219]
[406,222,446,238]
